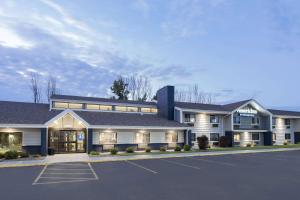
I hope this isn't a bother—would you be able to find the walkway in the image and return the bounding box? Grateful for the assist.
[0,148,300,168]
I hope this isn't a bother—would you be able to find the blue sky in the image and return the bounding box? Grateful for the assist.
[0,0,300,110]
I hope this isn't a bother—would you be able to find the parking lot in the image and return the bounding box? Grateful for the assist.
[1,150,300,200]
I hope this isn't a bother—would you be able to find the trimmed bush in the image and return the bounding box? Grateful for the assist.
[174,146,182,152]
[219,136,229,148]
[90,151,100,156]
[4,150,19,159]
[126,147,134,153]
[284,141,288,145]
[246,143,252,147]
[145,147,151,153]
[197,135,209,150]
[160,147,166,152]
[183,144,191,151]
[18,151,29,158]
[110,148,118,155]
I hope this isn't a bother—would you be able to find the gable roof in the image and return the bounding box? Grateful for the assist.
[268,109,300,117]
[0,101,62,125]
[51,94,156,106]
[222,99,252,111]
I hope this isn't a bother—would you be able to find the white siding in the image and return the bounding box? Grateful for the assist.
[92,131,100,145]
[117,131,134,144]
[150,131,165,143]
[240,132,264,147]
[0,128,41,146]
[178,131,184,143]
[191,113,224,148]
[272,118,294,145]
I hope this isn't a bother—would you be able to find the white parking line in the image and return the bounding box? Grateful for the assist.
[161,159,201,170]
[33,162,99,185]
[189,157,236,167]
[125,160,158,174]
[32,165,48,185]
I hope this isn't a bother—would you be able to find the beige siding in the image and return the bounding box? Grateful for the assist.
[272,118,294,145]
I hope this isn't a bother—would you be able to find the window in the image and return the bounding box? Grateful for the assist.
[165,132,178,143]
[141,107,158,113]
[233,116,241,124]
[99,105,112,111]
[285,133,291,140]
[68,103,83,109]
[99,132,117,144]
[285,119,291,129]
[134,132,150,144]
[272,133,276,141]
[252,133,260,141]
[234,133,241,142]
[0,132,22,151]
[210,115,220,124]
[151,108,158,113]
[53,102,68,109]
[184,114,195,123]
[272,118,277,126]
[210,133,220,142]
[115,106,138,112]
[252,117,260,124]
[86,104,100,110]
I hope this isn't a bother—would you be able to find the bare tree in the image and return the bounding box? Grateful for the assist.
[29,72,42,103]
[126,75,153,101]
[175,84,215,104]
[46,76,58,103]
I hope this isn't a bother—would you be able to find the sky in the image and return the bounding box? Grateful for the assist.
[0,0,300,110]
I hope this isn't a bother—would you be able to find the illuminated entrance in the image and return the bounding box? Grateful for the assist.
[47,113,87,153]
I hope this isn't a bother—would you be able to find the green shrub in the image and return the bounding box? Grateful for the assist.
[0,152,4,159]
[4,150,19,159]
[219,136,229,148]
[174,146,182,152]
[145,147,151,153]
[183,144,191,151]
[18,151,29,158]
[160,147,166,152]
[110,148,118,155]
[246,143,252,147]
[197,135,209,150]
[284,141,288,145]
[90,151,100,156]
[126,147,134,153]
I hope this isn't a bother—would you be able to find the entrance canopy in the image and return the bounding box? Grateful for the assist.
[46,110,89,129]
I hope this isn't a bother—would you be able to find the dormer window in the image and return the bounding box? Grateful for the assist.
[86,104,112,111]
[115,106,138,112]
[53,102,83,109]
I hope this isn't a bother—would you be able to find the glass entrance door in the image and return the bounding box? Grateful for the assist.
[49,130,86,153]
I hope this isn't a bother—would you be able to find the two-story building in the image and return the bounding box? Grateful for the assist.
[1,85,300,155]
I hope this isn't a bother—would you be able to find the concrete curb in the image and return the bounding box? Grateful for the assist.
[1,147,300,168]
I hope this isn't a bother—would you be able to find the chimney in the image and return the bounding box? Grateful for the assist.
[156,85,175,120]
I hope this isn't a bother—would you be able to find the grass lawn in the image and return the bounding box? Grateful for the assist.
[89,144,300,157]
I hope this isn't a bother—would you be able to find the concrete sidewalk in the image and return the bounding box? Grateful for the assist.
[0,147,300,168]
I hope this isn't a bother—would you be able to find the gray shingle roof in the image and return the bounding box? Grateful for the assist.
[175,99,252,112]
[75,111,187,127]
[268,109,300,117]
[0,101,186,127]
[0,101,62,124]
[51,94,156,106]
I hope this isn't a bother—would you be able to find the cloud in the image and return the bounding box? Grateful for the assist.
[161,0,227,39]
[0,25,34,49]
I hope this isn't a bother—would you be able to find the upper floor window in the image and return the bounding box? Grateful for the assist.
[53,102,83,109]
[86,104,112,111]
[184,114,195,123]
[272,118,276,126]
[115,106,138,112]
[233,116,241,124]
[285,119,291,126]
[252,117,260,124]
[141,107,158,113]
[210,115,220,124]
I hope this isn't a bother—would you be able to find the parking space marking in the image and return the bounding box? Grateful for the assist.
[189,157,236,167]
[33,162,98,185]
[32,165,48,185]
[161,159,201,170]
[125,160,158,174]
